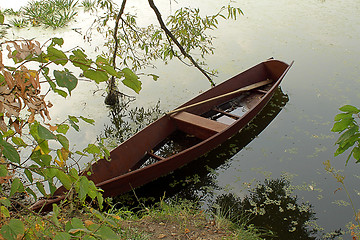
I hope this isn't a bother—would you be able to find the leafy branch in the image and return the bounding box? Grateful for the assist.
[148,0,216,86]
[331,105,360,165]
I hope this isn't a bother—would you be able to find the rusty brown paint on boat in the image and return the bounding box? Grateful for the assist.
[31,59,293,211]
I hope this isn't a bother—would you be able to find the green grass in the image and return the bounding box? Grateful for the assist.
[107,198,268,240]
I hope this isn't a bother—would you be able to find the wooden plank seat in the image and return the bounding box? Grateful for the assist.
[212,108,240,119]
[171,111,228,140]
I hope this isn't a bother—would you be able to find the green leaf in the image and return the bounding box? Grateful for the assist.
[76,150,87,156]
[54,69,78,95]
[0,140,20,164]
[25,187,37,201]
[38,124,57,140]
[71,218,85,230]
[96,192,104,209]
[24,169,33,183]
[80,116,95,125]
[100,65,119,77]
[30,122,40,141]
[0,13,4,25]
[56,170,73,190]
[51,37,64,47]
[69,168,79,180]
[77,176,89,201]
[39,140,51,154]
[86,181,99,200]
[36,182,47,196]
[40,154,52,166]
[0,197,11,207]
[354,147,360,162]
[339,105,360,113]
[56,124,70,134]
[65,221,73,232]
[54,232,72,240]
[334,113,353,121]
[84,144,100,155]
[122,68,141,93]
[68,115,79,123]
[52,204,60,226]
[47,46,68,66]
[83,69,108,83]
[0,165,8,177]
[48,179,57,195]
[11,137,27,147]
[10,178,21,197]
[56,134,69,149]
[68,119,79,132]
[335,126,359,145]
[96,226,118,240]
[0,73,5,85]
[334,142,351,156]
[2,129,14,138]
[70,49,91,71]
[54,88,68,98]
[44,168,58,179]
[331,118,354,132]
[96,56,119,77]
[0,219,25,240]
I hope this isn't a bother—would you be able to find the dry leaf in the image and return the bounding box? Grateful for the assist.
[47,124,58,131]
[158,234,166,239]
[84,220,95,227]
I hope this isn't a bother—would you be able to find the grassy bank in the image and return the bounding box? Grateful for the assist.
[113,199,267,239]
[1,197,267,239]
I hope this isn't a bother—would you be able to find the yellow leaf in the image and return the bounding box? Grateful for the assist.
[33,145,44,154]
[54,158,64,167]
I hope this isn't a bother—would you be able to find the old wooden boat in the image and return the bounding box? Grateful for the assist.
[31,59,293,211]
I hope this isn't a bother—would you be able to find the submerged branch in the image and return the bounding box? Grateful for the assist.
[147,0,216,87]
[106,0,127,106]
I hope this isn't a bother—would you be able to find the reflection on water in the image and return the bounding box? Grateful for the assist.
[213,178,317,239]
[100,100,163,147]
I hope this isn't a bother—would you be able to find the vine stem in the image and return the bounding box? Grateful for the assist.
[341,181,360,226]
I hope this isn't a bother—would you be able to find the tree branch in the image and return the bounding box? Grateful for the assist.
[112,0,127,68]
[148,0,216,87]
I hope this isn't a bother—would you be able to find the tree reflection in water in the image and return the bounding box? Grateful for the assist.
[213,178,318,239]
[100,100,162,146]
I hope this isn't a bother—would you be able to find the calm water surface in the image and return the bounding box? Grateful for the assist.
[3,0,360,238]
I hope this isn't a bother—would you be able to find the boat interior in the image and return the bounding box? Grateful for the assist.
[133,83,272,170]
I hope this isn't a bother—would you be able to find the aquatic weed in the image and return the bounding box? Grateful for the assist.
[80,0,96,12]
[13,0,79,29]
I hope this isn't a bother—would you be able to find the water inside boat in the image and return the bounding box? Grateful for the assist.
[136,84,270,170]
